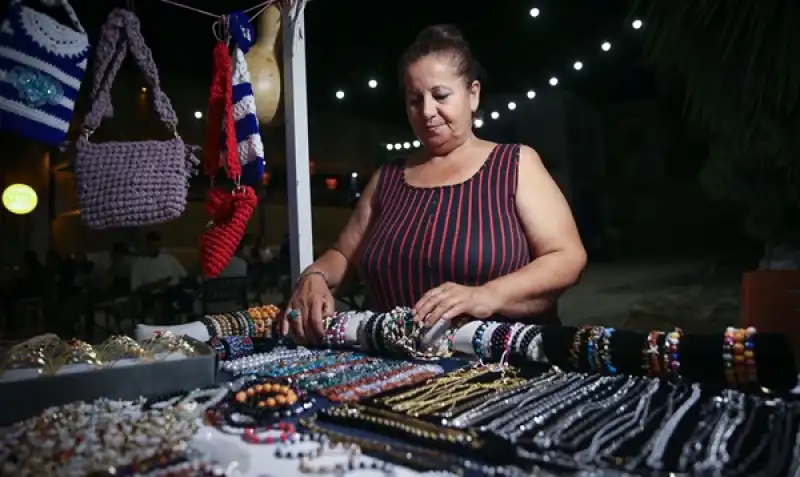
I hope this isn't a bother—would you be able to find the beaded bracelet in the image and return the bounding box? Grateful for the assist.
[242,422,296,444]
[587,326,605,372]
[222,336,254,361]
[480,322,500,360]
[521,326,543,363]
[472,321,490,358]
[488,323,512,361]
[723,326,738,387]
[741,326,758,386]
[601,327,617,374]
[663,328,683,377]
[235,382,298,409]
[208,337,226,360]
[643,330,663,376]
[571,325,593,371]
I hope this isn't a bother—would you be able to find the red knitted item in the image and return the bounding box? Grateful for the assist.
[200,187,257,278]
[199,42,254,278]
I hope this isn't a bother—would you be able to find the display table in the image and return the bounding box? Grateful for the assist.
[194,425,436,477]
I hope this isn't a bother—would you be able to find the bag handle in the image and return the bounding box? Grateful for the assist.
[9,0,86,34]
[82,9,178,137]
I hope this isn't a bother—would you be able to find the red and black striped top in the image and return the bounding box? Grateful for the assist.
[359,143,555,322]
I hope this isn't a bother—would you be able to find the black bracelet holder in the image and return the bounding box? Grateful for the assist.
[540,326,798,392]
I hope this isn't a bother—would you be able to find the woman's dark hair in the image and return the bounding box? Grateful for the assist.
[399,24,481,85]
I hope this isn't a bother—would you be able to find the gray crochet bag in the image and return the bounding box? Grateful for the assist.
[75,9,198,229]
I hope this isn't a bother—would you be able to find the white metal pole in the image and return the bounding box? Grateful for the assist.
[282,1,314,282]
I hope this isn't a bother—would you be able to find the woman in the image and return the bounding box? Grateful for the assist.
[283,25,587,343]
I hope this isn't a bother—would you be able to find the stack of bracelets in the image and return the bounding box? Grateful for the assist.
[471,321,546,364]
[641,328,683,378]
[355,307,457,360]
[323,311,372,349]
[208,335,254,361]
[248,304,281,338]
[723,326,758,388]
[200,311,254,338]
[570,325,619,374]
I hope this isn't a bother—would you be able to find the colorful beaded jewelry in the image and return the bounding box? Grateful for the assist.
[242,422,296,444]
[235,382,298,408]
[723,326,738,387]
[222,336,254,361]
[742,326,758,386]
[643,331,663,376]
[663,328,683,377]
[601,327,617,374]
[571,325,593,371]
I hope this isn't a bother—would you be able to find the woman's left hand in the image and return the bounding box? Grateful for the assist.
[413,282,501,328]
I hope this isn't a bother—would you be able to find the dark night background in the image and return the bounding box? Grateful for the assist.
[67,0,654,126]
[1,0,799,346]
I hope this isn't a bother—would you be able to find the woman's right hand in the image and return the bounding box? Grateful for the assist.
[281,274,335,345]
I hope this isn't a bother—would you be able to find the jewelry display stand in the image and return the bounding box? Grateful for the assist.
[541,326,798,391]
[0,338,217,425]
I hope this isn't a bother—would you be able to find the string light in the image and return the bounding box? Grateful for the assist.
[368,79,378,88]
[412,140,421,147]
[372,14,638,149]
[403,142,411,149]
[194,111,203,119]
[335,90,345,99]
[141,87,147,93]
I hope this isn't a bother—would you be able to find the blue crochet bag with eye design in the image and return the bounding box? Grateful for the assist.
[0,0,89,146]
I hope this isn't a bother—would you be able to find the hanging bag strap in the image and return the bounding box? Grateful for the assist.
[9,0,86,34]
[82,9,178,138]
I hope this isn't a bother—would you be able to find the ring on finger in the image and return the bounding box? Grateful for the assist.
[287,309,301,321]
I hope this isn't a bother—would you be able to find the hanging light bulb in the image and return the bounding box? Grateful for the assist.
[529,7,540,17]
[549,77,559,86]
[507,102,517,111]
[632,19,643,29]
[526,90,536,99]
[573,61,583,71]
[601,41,611,51]
[490,111,499,120]
[335,90,345,99]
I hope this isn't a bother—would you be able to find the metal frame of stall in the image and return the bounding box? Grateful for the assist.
[281,0,314,282]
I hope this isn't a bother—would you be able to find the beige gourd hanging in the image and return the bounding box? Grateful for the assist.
[246,4,283,126]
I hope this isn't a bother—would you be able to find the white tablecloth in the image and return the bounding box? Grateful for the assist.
[193,424,437,477]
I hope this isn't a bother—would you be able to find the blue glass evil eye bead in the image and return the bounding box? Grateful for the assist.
[10,66,63,108]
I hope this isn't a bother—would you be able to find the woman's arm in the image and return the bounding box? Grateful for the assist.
[298,170,381,289]
[481,145,587,318]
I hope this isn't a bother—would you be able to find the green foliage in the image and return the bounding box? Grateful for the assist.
[636,0,800,242]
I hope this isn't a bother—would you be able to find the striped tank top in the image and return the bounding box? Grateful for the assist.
[358,144,559,324]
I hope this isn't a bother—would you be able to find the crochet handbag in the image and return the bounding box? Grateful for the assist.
[74,9,198,229]
[0,0,90,145]
[199,41,257,278]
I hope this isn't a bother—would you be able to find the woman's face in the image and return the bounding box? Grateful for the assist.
[404,54,480,154]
